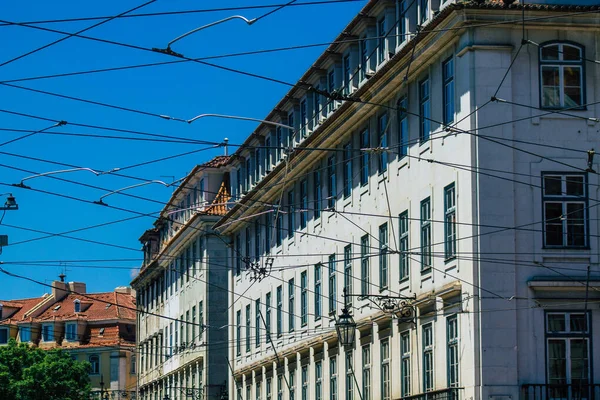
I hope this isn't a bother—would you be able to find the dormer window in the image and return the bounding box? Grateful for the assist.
[74,299,81,313]
[540,42,584,109]
[65,322,77,341]
[42,324,54,342]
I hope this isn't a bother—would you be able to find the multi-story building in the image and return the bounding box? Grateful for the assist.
[133,156,230,400]
[215,1,600,400]
[0,277,137,399]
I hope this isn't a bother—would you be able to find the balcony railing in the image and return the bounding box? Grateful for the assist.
[398,387,461,400]
[522,384,600,400]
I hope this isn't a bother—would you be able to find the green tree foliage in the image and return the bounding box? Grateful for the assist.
[0,339,91,400]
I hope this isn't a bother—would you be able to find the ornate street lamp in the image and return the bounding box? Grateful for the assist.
[0,193,18,211]
[335,288,356,348]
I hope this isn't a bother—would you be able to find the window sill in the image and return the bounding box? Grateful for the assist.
[399,277,409,284]
[444,256,457,264]
[421,268,432,275]
[542,246,590,250]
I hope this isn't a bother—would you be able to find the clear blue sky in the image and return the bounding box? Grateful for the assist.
[0,0,366,299]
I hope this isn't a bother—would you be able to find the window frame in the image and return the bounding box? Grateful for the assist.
[360,235,370,296]
[447,315,459,387]
[328,254,337,315]
[315,264,322,320]
[276,285,283,338]
[362,344,371,400]
[330,356,338,400]
[328,155,337,209]
[343,142,352,198]
[289,278,295,332]
[343,245,353,306]
[381,339,391,400]
[377,113,389,174]
[542,172,588,248]
[288,190,295,239]
[379,223,389,290]
[300,179,308,229]
[301,271,308,327]
[442,57,455,125]
[539,41,586,110]
[360,128,370,186]
[422,323,434,392]
[401,330,411,397]
[444,183,457,260]
[420,197,432,273]
[0,327,8,344]
[397,96,408,158]
[314,169,322,219]
[65,322,77,342]
[89,354,100,375]
[419,77,431,143]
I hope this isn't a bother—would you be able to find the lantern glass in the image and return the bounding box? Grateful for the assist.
[335,311,356,347]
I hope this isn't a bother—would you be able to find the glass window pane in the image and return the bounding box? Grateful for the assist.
[544,176,562,195]
[548,339,567,384]
[570,314,587,332]
[564,87,582,108]
[541,45,560,60]
[562,45,581,61]
[570,339,589,382]
[566,176,584,196]
[548,314,566,332]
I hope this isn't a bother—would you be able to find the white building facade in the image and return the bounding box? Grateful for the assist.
[215,1,600,400]
[133,157,231,400]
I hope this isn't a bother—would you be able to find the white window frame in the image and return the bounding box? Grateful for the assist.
[65,322,77,342]
[539,42,584,109]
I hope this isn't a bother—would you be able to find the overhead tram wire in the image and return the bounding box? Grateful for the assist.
[0,1,364,27]
[0,0,157,69]
[3,8,599,85]
[0,122,65,147]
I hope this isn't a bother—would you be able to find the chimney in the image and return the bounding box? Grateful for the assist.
[114,286,132,295]
[52,280,69,301]
[68,282,86,294]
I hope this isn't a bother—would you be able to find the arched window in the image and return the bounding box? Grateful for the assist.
[74,299,81,313]
[540,42,584,109]
[89,354,100,375]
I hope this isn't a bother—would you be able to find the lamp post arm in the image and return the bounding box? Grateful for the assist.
[187,113,294,131]
[99,180,171,202]
[167,16,256,48]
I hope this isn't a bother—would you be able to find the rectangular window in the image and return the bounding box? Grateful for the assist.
[381,339,390,400]
[257,382,261,400]
[314,170,322,219]
[540,43,584,109]
[199,301,204,342]
[314,87,321,125]
[361,235,370,296]
[423,323,434,392]
[247,385,251,400]
[360,129,370,186]
[277,286,283,337]
[265,292,272,343]
[302,365,309,400]
[267,378,272,400]
[246,227,251,265]
[315,361,322,400]
[315,264,322,320]
[65,323,77,341]
[289,279,295,332]
[265,136,272,172]
[236,234,242,275]
[328,254,336,314]
[330,356,338,400]
[277,375,283,400]
[421,198,432,272]
[442,58,455,125]
[379,223,389,289]
[266,212,272,253]
[399,0,407,43]
[301,271,308,326]
[444,183,457,259]
[378,114,388,173]
[289,368,296,400]
[42,324,54,342]
[546,311,590,397]
[255,148,261,182]
[328,70,336,112]
[19,326,31,342]
[401,331,411,396]
[288,190,295,239]
[420,0,429,23]
[447,315,459,387]
[246,158,252,189]
[276,214,283,246]
[362,345,371,400]
[192,305,197,343]
[343,143,352,198]
[419,78,431,143]
[343,245,352,305]
[276,127,283,161]
[343,55,351,95]
[192,240,197,276]
[378,18,386,64]
[543,173,587,247]
[397,97,408,158]
[360,37,368,80]
[345,351,354,400]
[245,305,251,353]
[399,211,409,281]
[288,111,295,145]
[300,99,307,137]
[328,156,337,209]
[255,299,261,347]
[300,180,308,229]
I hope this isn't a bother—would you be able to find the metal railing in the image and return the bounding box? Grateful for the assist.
[398,387,461,400]
[522,384,600,400]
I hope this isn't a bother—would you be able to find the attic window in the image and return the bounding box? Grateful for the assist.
[74,299,81,313]
[99,328,105,336]
[53,305,61,311]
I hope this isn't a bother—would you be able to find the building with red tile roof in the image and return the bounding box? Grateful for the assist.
[0,278,137,400]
